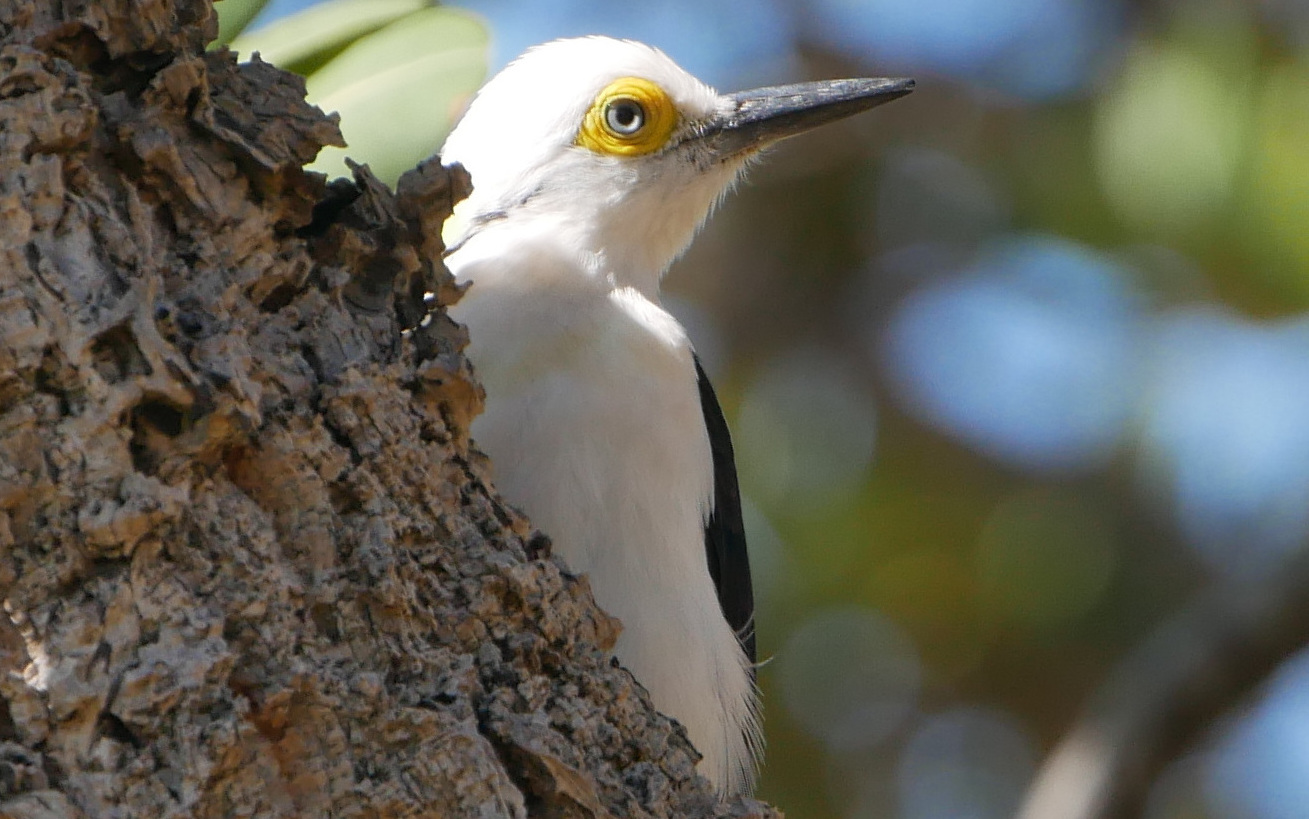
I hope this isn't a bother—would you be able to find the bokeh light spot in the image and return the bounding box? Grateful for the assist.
[1207,648,1309,819]
[1095,43,1248,235]
[976,487,1119,630]
[805,0,1123,99]
[880,235,1140,473]
[898,707,1038,819]
[777,607,921,752]
[1139,308,1309,576]
[1241,58,1309,299]
[454,0,794,85]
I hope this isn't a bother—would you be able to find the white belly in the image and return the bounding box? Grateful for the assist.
[448,248,757,792]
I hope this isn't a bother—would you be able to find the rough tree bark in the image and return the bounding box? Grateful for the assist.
[0,2,780,816]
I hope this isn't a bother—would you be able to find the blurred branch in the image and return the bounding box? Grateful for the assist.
[1017,550,1309,819]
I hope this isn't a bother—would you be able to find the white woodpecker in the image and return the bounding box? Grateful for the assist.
[439,37,912,795]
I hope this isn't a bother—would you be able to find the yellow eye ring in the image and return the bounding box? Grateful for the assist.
[576,77,678,157]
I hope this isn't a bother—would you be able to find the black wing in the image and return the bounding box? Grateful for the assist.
[694,355,756,668]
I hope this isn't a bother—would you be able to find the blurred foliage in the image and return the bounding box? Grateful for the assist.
[228,0,1309,817]
[214,0,270,45]
[229,0,429,74]
[219,0,488,184]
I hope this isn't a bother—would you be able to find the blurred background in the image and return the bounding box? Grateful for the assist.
[218,1,1309,816]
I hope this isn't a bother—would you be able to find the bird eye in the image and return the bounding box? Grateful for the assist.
[604,98,646,135]
[577,77,678,156]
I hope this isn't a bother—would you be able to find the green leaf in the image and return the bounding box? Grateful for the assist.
[214,0,273,47]
[229,0,432,77]
[305,7,488,185]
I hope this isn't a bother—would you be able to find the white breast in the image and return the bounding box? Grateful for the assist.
[447,224,758,793]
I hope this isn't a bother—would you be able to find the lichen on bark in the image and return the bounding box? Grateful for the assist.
[0,1,780,816]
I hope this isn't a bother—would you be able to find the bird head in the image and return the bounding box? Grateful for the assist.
[440,37,913,293]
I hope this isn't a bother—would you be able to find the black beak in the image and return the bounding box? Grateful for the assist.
[693,77,915,158]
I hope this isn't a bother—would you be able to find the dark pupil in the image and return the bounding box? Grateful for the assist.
[613,103,638,127]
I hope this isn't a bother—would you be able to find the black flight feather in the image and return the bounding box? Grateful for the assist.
[694,354,756,668]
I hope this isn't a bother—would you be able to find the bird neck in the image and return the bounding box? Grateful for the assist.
[452,203,677,301]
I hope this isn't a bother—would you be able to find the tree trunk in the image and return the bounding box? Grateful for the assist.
[0,2,779,816]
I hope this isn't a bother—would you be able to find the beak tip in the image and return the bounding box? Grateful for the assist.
[879,77,916,101]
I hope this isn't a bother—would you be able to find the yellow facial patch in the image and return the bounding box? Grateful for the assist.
[576,77,679,157]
